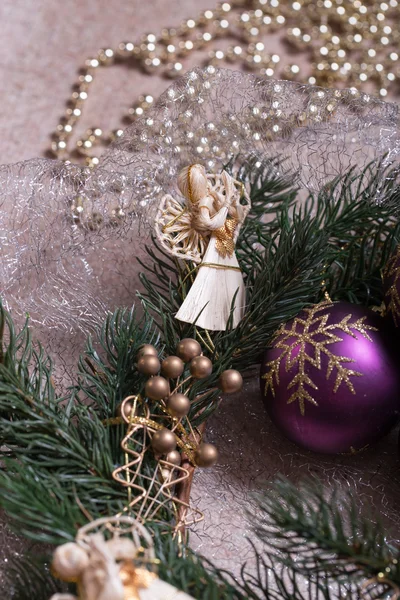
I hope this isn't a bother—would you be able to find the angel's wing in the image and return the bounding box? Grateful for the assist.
[154,194,208,264]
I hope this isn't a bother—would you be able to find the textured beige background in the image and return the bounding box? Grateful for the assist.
[1,0,400,594]
[0,0,300,165]
[0,0,211,164]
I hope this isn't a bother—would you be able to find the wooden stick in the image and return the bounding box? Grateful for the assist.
[175,422,206,535]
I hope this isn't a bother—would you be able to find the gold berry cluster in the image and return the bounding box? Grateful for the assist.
[121,338,243,468]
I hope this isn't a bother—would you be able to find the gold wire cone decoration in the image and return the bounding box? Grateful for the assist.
[112,395,204,531]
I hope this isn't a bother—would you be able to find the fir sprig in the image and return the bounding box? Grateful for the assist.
[255,477,400,598]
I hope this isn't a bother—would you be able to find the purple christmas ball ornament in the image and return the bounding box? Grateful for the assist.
[260,300,400,454]
[383,244,400,328]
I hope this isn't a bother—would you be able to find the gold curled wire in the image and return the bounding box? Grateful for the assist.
[110,396,203,531]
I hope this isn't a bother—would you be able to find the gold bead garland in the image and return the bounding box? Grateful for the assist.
[49,0,400,164]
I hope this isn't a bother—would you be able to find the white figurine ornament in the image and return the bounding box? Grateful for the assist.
[155,164,251,331]
[49,516,196,600]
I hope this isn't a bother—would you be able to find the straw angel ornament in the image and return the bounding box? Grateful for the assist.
[155,164,251,331]
[49,516,196,600]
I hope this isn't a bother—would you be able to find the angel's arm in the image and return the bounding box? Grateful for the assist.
[199,197,228,231]
[198,204,228,230]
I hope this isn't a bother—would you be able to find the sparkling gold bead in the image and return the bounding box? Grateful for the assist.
[145,376,169,400]
[199,9,215,25]
[56,123,73,137]
[97,48,114,64]
[165,61,184,78]
[143,56,162,73]
[245,52,264,70]
[151,429,177,454]
[178,40,195,55]
[137,94,154,109]
[85,156,100,169]
[160,27,178,41]
[196,31,214,48]
[195,442,218,467]
[117,42,135,57]
[109,129,124,142]
[142,33,157,44]
[226,45,244,62]
[209,49,226,65]
[51,139,68,157]
[76,138,92,156]
[85,58,100,69]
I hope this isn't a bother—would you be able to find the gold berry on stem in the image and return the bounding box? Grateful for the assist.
[136,344,158,359]
[151,428,177,454]
[116,398,134,420]
[176,338,202,362]
[137,354,161,376]
[195,443,218,467]
[167,393,191,418]
[145,376,169,400]
[219,369,243,394]
[161,355,185,378]
[165,449,181,466]
[190,355,213,379]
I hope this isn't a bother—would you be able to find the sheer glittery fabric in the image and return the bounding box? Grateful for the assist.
[1,68,400,590]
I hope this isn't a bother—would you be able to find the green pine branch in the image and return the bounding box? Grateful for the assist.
[254,477,400,599]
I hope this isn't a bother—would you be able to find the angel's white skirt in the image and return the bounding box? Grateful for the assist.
[175,235,246,331]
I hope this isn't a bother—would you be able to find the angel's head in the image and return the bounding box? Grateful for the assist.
[177,164,208,204]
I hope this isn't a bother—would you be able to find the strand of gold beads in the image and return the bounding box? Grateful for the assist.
[50,0,400,166]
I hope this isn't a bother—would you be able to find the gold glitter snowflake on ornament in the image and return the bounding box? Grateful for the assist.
[261,300,377,416]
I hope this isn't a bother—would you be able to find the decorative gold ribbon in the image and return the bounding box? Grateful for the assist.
[215,217,238,258]
[120,561,157,600]
[199,262,241,271]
